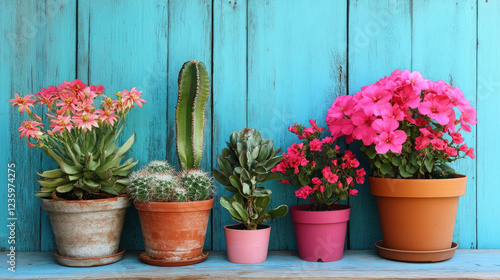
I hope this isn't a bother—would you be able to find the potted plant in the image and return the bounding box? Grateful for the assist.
[128,161,214,266]
[8,80,145,266]
[326,69,476,262]
[128,60,214,266]
[272,120,366,262]
[213,128,288,264]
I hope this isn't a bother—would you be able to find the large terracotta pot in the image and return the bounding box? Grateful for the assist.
[135,198,214,261]
[40,196,130,259]
[369,175,467,251]
[224,224,271,264]
[290,204,350,262]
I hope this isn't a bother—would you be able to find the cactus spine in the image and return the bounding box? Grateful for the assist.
[175,61,210,171]
[213,128,288,230]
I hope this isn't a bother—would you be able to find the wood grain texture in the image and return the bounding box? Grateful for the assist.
[477,0,500,249]
[412,0,477,249]
[347,0,412,249]
[166,0,213,250]
[77,0,168,250]
[212,0,247,250]
[1,0,77,251]
[3,250,500,279]
[247,0,347,250]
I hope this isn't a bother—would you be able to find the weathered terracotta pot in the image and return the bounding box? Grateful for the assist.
[40,196,130,259]
[224,224,271,264]
[369,175,467,251]
[135,198,214,261]
[290,204,350,262]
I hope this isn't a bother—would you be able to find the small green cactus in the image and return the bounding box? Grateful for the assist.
[213,128,288,230]
[127,160,213,202]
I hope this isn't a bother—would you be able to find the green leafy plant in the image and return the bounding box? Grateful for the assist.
[213,128,288,230]
[8,80,145,199]
[128,161,214,202]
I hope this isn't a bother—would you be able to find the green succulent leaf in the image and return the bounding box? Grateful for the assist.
[268,205,288,219]
[37,169,64,179]
[231,201,248,221]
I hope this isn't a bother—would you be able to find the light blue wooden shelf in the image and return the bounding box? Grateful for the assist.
[2,250,500,279]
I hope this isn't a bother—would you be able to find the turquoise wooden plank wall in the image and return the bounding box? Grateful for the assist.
[1,0,498,251]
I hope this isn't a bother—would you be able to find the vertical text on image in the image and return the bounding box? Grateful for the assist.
[7,163,16,272]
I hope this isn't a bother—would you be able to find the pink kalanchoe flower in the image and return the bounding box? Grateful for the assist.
[351,109,377,145]
[356,168,366,184]
[295,186,313,199]
[431,138,447,151]
[349,189,358,196]
[8,93,37,113]
[95,109,119,126]
[309,120,325,133]
[288,123,299,135]
[56,92,78,115]
[122,87,146,108]
[319,185,325,193]
[77,87,98,101]
[50,115,73,135]
[346,177,353,186]
[279,179,290,184]
[460,107,477,132]
[321,136,335,144]
[374,130,407,154]
[18,120,43,140]
[321,166,339,183]
[372,118,399,134]
[418,95,453,125]
[466,147,475,159]
[445,146,458,157]
[89,85,105,95]
[309,139,323,151]
[311,177,322,186]
[358,83,392,115]
[449,130,464,144]
[326,95,357,119]
[459,144,468,153]
[73,113,99,131]
[400,70,428,92]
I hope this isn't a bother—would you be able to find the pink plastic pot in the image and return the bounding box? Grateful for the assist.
[224,224,271,264]
[290,204,350,262]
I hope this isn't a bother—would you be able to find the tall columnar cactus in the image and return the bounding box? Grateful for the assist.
[175,61,210,170]
[127,161,213,203]
[213,128,288,230]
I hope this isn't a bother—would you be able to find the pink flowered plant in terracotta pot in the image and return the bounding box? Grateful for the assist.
[326,69,476,179]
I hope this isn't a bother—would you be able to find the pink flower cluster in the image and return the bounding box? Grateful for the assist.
[326,69,476,158]
[273,120,366,208]
[8,79,146,144]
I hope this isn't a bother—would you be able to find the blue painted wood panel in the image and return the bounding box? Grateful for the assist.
[1,0,498,251]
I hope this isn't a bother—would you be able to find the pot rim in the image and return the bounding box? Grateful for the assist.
[40,195,131,213]
[290,204,351,224]
[134,198,214,212]
[224,224,271,231]
[369,174,467,198]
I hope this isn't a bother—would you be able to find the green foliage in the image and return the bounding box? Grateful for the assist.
[127,161,214,203]
[175,60,210,171]
[213,128,288,230]
[36,131,138,200]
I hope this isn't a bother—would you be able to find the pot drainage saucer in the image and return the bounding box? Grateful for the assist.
[139,251,209,266]
[53,247,125,267]
[375,241,458,262]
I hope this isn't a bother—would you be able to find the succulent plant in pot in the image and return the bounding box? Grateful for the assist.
[213,128,288,264]
[8,80,145,266]
[129,60,215,267]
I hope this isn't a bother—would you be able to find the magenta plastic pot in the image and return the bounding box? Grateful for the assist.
[290,204,350,262]
[224,224,271,264]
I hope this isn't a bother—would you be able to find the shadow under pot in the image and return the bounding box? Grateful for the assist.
[290,204,351,262]
[224,224,271,264]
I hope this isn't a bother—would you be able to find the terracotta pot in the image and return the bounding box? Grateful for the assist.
[224,224,271,264]
[290,204,350,262]
[40,196,130,259]
[369,175,467,251]
[135,198,214,261]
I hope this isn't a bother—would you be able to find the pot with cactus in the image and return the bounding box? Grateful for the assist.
[213,128,288,264]
[8,80,145,266]
[127,60,214,266]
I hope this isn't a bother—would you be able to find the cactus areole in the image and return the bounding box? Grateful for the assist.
[175,60,210,171]
[214,128,289,230]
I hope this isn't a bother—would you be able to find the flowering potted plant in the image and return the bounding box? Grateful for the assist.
[326,69,476,262]
[8,80,145,266]
[213,128,288,264]
[272,120,366,262]
[128,60,214,266]
[128,161,214,266]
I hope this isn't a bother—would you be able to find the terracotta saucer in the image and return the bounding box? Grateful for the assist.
[139,251,209,266]
[375,241,458,262]
[53,247,125,267]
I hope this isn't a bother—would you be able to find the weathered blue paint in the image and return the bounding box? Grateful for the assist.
[1,0,498,252]
[2,250,500,279]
